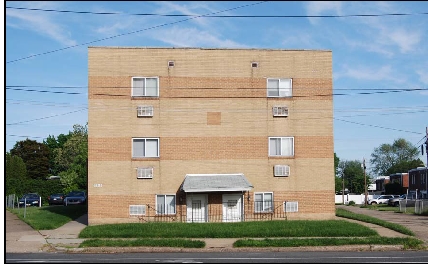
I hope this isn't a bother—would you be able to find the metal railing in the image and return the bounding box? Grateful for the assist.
[137,201,288,223]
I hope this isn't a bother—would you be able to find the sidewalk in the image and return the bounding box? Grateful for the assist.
[6,206,428,253]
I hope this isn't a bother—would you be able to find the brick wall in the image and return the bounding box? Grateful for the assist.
[88,47,334,225]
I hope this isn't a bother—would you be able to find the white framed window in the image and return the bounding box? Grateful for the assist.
[254,192,273,213]
[137,106,154,117]
[132,77,159,97]
[137,167,153,179]
[129,205,146,216]
[284,201,298,212]
[132,138,159,158]
[156,195,176,215]
[269,137,294,156]
[267,78,292,97]
[272,106,289,117]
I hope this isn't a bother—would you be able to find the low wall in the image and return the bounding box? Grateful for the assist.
[335,194,377,205]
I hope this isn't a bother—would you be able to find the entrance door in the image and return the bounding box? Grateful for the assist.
[222,194,242,222]
[186,194,207,223]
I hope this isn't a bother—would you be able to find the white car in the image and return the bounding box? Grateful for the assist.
[367,195,398,205]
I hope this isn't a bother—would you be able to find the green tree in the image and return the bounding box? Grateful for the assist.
[59,170,80,194]
[5,153,27,195]
[10,139,50,180]
[385,159,424,175]
[44,133,72,175]
[370,138,421,176]
[338,160,369,194]
[54,124,88,190]
[334,153,342,193]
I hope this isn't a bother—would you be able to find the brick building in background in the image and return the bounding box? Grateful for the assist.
[87,47,334,225]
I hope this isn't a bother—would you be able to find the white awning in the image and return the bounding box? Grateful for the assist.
[181,173,253,193]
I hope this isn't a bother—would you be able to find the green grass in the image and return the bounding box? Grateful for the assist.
[234,237,423,249]
[8,204,426,250]
[7,204,87,230]
[78,220,377,239]
[80,238,205,248]
[336,207,415,236]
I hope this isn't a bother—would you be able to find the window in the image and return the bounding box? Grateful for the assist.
[284,201,298,212]
[269,137,294,156]
[267,78,292,97]
[254,192,273,212]
[132,138,159,158]
[129,205,146,216]
[156,195,176,214]
[132,77,159,97]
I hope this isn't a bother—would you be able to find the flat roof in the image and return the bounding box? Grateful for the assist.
[88,46,331,52]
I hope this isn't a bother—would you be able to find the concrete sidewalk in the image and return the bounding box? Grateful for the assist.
[6,206,428,253]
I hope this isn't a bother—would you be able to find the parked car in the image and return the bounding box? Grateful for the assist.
[388,194,419,207]
[63,191,87,206]
[47,193,64,205]
[367,194,399,205]
[18,193,41,207]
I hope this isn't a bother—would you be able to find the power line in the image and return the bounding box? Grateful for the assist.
[7,6,428,18]
[6,109,87,126]
[334,118,422,134]
[6,1,267,64]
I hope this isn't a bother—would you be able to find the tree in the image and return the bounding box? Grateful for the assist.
[5,153,27,195]
[10,139,50,180]
[334,153,342,193]
[370,138,422,176]
[44,133,72,175]
[53,124,88,190]
[338,160,369,194]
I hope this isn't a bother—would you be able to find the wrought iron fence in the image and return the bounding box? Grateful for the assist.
[137,201,288,223]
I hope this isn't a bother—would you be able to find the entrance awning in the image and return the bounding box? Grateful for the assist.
[181,173,253,193]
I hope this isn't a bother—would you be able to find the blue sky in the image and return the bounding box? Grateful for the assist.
[4,1,428,174]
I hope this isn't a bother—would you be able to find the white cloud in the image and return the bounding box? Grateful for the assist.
[417,69,428,85]
[6,8,77,46]
[305,1,343,24]
[154,1,216,27]
[149,27,247,48]
[337,64,404,83]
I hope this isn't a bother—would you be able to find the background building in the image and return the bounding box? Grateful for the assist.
[88,47,334,225]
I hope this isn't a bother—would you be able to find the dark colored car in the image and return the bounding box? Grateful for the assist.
[63,191,87,206]
[47,193,64,205]
[18,193,41,207]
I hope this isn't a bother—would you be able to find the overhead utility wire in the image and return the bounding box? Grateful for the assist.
[7,6,428,18]
[6,1,267,64]
[6,85,428,91]
[6,87,426,96]
[6,109,87,126]
[334,118,422,135]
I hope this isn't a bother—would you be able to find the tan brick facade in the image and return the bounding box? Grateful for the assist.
[88,47,334,225]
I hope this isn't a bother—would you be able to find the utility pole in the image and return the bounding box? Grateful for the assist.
[425,127,428,199]
[363,158,367,205]
[342,170,345,204]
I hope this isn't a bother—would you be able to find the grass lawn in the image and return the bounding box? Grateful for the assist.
[7,204,426,250]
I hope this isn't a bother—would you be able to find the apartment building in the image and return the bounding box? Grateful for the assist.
[88,47,334,225]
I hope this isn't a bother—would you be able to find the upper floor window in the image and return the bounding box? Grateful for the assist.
[132,138,159,158]
[132,77,159,97]
[269,137,294,156]
[156,194,176,215]
[267,78,292,97]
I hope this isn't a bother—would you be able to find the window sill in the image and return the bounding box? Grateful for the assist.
[132,157,160,161]
[268,156,294,159]
[131,96,160,100]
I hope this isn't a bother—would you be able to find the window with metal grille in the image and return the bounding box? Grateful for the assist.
[284,201,298,212]
[274,165,290,177]
[272,106,289,117]
[129,205,146,216]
